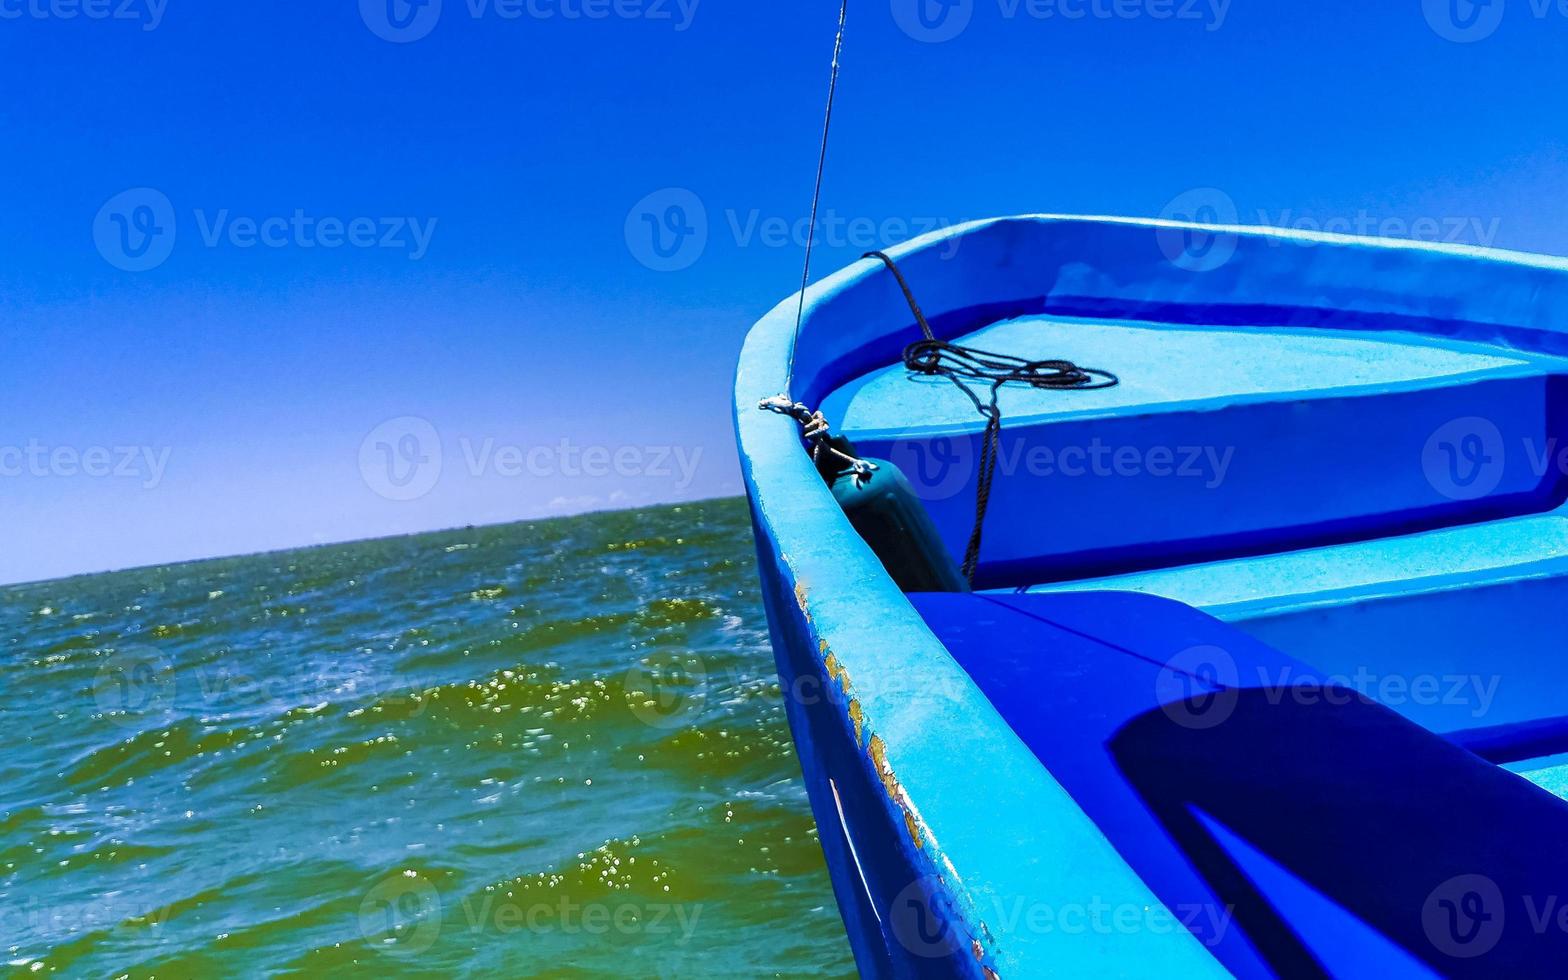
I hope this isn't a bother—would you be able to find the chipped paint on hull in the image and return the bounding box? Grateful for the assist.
[799,578,1003,975]
[867,735,921,848]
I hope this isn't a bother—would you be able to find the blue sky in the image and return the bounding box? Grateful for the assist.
[2,0,1566,584]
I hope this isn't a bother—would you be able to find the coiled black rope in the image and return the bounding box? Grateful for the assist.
[862,250,1119,585]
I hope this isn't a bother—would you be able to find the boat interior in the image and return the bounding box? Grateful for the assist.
[824,313,1568,973]
[822,312,1568,746]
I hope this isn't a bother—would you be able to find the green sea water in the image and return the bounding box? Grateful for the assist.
[0,499,855,977]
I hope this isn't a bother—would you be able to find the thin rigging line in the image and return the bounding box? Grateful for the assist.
[787,0,850,391]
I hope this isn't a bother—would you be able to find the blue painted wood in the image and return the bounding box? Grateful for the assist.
[823,317,1568,586]
[734,215,1568,977]
[1028,515,1568,737]
[912,590,1568,977]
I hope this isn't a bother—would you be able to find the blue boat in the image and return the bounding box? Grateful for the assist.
[734,215,1568,977]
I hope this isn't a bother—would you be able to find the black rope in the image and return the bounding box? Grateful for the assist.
[862,250,1119,585]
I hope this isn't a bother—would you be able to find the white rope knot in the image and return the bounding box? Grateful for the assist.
[803,412,831,441]
[757,393,876,478]
[757,394,807,418]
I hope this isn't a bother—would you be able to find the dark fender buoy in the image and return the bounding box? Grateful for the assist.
[829,459,969,594]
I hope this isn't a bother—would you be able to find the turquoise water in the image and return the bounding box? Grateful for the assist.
[0,499,855,977]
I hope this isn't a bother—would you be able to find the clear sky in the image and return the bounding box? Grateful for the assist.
[2,0,1566,585]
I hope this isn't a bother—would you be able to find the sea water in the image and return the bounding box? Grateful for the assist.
[0,499,854,977]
